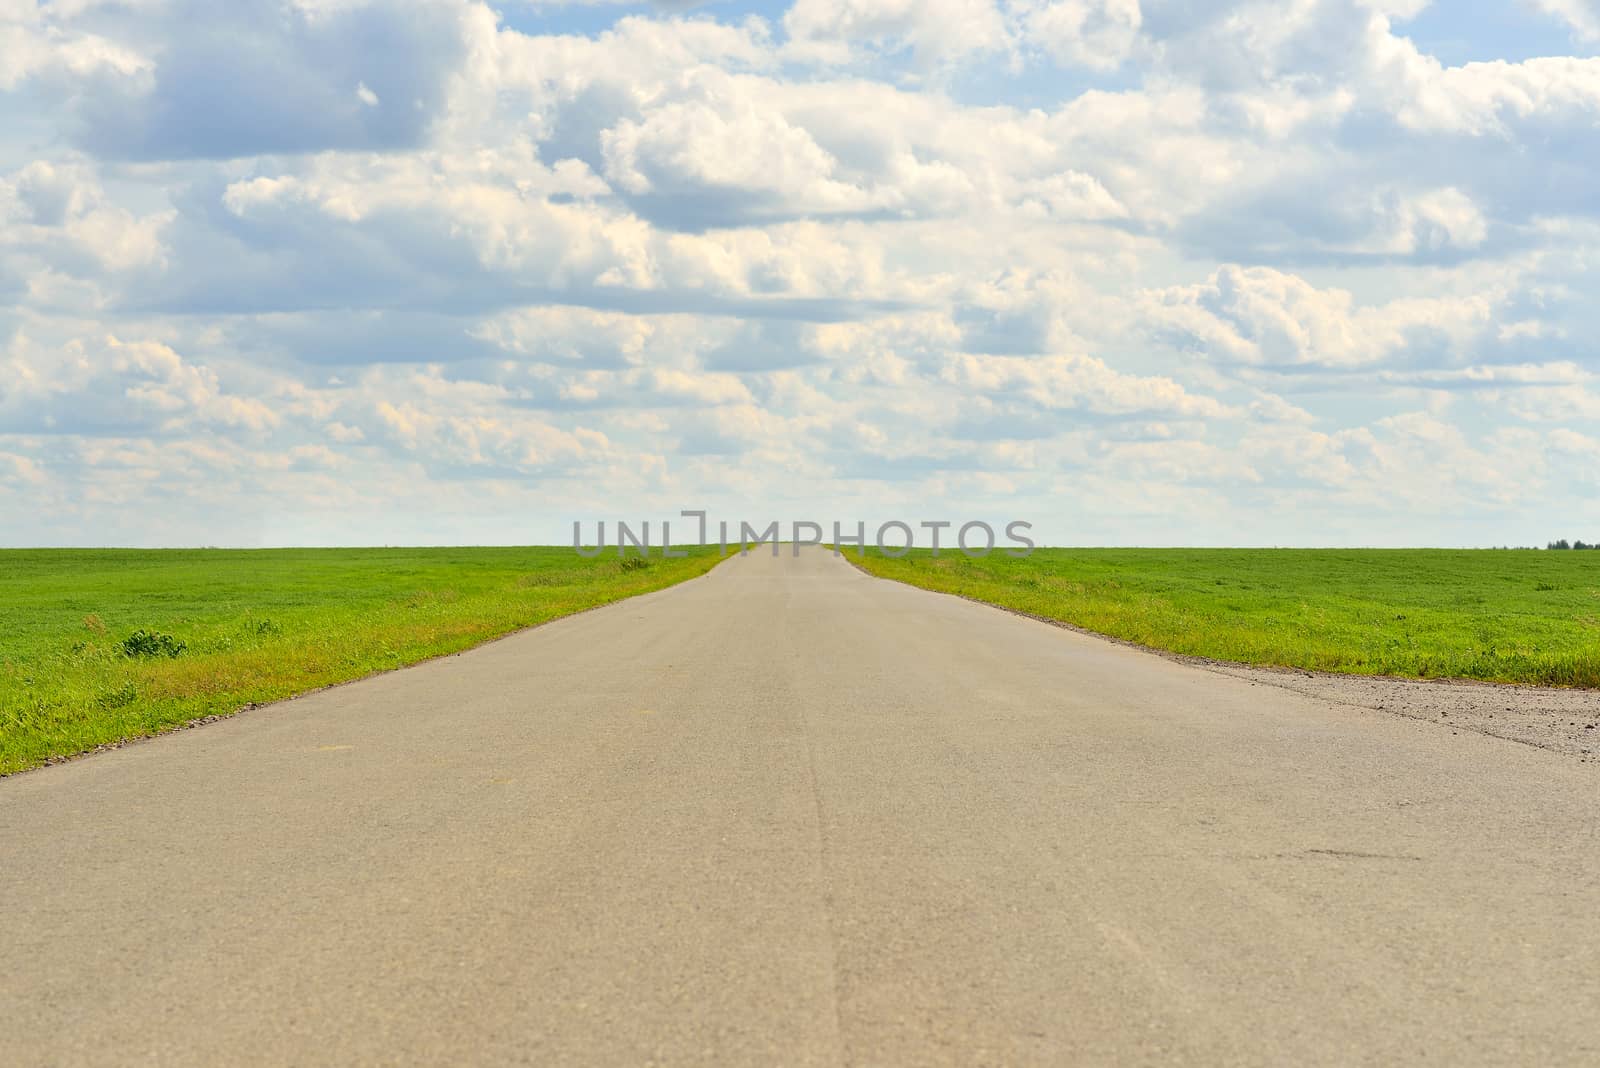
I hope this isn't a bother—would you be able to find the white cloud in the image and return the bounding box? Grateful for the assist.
[0,332,278,434]
[1010,0,1142,71]
[941,351,1232,418]
[783,0,1009,68]
[1386,53,1600,136]
[0,1,153,90]
[1,160,170,275]
[1530,0,1600,41]
[1017,170,1129,221]
[4,0,1600,546]
[1149,265,1494,367]
[599,70,870,214]
[1390,187,1488,252]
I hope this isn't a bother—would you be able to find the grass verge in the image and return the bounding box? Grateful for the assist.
[0,546,723,775]
[846,547,1600,688]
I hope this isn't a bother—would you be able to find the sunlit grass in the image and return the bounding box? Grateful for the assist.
[0,546,723,775]
[849,547,1600,688]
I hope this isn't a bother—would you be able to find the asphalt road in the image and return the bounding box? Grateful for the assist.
[3,548,1598,1066]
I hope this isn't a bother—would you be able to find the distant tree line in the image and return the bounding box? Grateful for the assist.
[1548,539,1600,550]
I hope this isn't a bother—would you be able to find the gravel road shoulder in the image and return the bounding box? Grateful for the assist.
[1192,660,1600,762]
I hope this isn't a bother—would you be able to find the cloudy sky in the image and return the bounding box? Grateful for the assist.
[3,0,1599,547]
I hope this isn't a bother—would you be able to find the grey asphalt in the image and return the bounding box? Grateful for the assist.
[3,547,1598,1066]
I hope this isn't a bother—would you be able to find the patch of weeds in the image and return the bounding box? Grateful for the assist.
[122,629,187,659]
[518,570,588,588]
[83,614,107,633]
[619,556,650,572]
[405,589,461,609]
[1535,582,1559,591]
[95,680,138,709]
[254,618,281,636]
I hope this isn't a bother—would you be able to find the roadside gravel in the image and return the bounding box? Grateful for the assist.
[1193,660,1600,762]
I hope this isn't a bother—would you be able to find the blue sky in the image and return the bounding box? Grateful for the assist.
[2,0,1598,547]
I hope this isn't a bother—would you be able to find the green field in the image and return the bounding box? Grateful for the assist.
[851,548,1600,688]
[0,547,722,775]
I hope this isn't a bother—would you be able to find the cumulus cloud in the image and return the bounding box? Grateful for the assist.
[1148,265,1494,368]
[942,351,1233,417]
[1531,0,1600,41]
[67,0,488,159]
[0,160,171,280]
[599,70,874,220]
[783,0,1009,68]
[0,332,278,435]
[1010,0,1142,71]
[3,0,1600,546]
[0,0,153,91]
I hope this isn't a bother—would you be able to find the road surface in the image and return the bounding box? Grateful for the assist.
[3,548,1597,1065]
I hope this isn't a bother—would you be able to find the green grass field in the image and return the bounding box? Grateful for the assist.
[850,548,1600,688]
[0,547,722,775]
